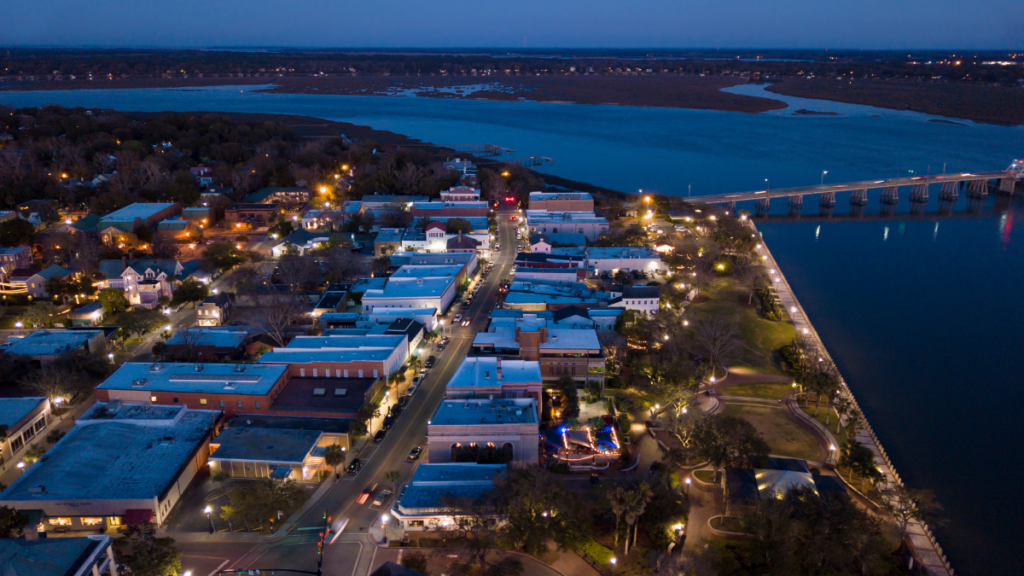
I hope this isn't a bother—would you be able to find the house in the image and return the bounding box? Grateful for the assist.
[529,232,587,252]
[68,301,107,326]
[226,203,281,230]
[163,327,249,361]
[442,158,477,178]
[471,314,605,387]
[97,258,200,309]
[0,246,33,273]
[97,203,181,244]
[258,334,409,380]
[0,535,118,576]
[446,357,543,412]
[528,191,594,212]
[0,402,219,533]
[361,265,462,314]
[0,397,51,468]
[389,463,505,531]
[439,186,481,202]
[7,265,72,298]
[189,164,214,186]
[301,210,346,231]
[95,362,290,417]
[722,457,848,516]
[386,222,491,254]
[610,285,660,316]
[373,228,405,256]
[242,187,311,204]
[427,398,539,466]
[271,229,332,257]
[526,212,609,242]
[4,329,107,363]
[196,292,231,326]
[447,232,480,253]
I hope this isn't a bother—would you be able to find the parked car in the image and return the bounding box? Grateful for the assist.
[372,490,393,507]
[398,395,410,408]
[374,429,387,442]
[382,415,393,430]
[461,317,471,326]
[426,356,436,368]
[407,446,423,461]
[347,459,362,475]
[454,313,463,322]
[389,404,402,417]
[419,368,428,376]
[412,377,421,386]
[406,384,418,397]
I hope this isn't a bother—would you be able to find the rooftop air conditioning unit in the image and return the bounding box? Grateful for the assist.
[194,364,204,372]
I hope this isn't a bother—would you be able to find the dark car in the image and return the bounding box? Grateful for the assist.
[407,446,423,461]
[374,429,387,442]
[389,404,402,417]
[425,356,437,368]
[347,458,362,475]
[398,395,410,408]
[382,415,393,430]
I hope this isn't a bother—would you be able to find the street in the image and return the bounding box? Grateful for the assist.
[177,214,520,576]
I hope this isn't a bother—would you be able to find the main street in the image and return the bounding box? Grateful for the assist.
[178,213,520,576]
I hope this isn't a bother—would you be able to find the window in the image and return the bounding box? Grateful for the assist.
[173,397,179,403]
[48,517,72,526]
[22,428,34,442]
[236,401,243,409]
[300,368,306,377]
[313,369,318,377]
[151,396,158,402]
[219,400,225,408]
[343,370,349,378]
[82,517,103,526]
[10,437,23,452]
[34,419,45,433]
[199,398,207,405]
[373,370,379,378]
[255,401,261,409]
[358,370,363,378]
[107,516,122,527]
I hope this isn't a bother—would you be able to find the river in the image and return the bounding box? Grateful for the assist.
[2,84,1023,574]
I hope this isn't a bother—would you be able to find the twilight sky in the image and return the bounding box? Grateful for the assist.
[6,0,1023,49]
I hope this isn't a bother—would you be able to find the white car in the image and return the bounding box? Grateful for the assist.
[509,267,516,276]
[454,313,463,322]
[406,385,418,397]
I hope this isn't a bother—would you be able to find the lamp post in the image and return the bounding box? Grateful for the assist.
[765,178,769,191]
[610,557,617,574]
[53,397,64,422]
[685,477,691,497]
[204,506,214,533]
[820,170,828,186]
[829,444,836,461]
[381,514,390,544]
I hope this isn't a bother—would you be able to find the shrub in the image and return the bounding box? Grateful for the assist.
[577,537,615,565]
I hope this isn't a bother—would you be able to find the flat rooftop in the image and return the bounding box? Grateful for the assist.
[529,191,593,201]
[285,334,406,350]
[0,537,104,576]
[527,213,608,224]
[389,253,475,267]
[375,229,405,243]
[80,402,185,422]
[0,407,215,502]
[4,329,103,357]
[396,463,504,513]
[367,277,456,299]
[259,349,395,364]
[473,326,601,352]
[97,363,289,396]
[391,265,463,279]
[99,202,177,223]
[166,328,248,349]
[210,426,321,464]
[0,397,46,428]
[226,414,352,434]
[270,377,376,415]
[430,398,538,426]
[447,358,542,389]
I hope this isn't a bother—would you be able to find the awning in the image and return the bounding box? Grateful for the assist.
[123,509,154,525]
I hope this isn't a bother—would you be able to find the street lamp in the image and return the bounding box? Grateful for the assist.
[821,170,828,186]
[14,321,22,329]
[184,571,193,576]
[204,506,214,533]
[685,477,691,496]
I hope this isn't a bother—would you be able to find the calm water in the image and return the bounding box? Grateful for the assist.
[3,85,1023,574]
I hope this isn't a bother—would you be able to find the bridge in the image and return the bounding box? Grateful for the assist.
[687,161,1024,216]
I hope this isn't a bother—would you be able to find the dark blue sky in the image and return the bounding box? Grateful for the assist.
[7,0,1023,49]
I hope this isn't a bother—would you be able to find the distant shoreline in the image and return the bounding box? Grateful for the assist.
[2,73,1021,125]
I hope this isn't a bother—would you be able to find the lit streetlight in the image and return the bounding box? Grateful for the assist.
[821,170,828,186]
[685,477,691,496]
[204,506,214,533]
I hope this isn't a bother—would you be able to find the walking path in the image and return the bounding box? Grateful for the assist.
[754,229,954,576]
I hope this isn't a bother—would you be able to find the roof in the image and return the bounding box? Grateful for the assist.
[97,362,288,396]
[276,229,331,248]
[578,246,660,259]
[211,426,321,464]
[473,326,600,352]
[157,219,189,231]
[17,265,70,281]
[529,191,593,201]
[314,291,347,310]
[359,194,429,205]
[166,328,248,349]
[447,358,542,389]
[350,278,388,293]
[551,306,592,322]
[447,235,480,249]
[1,405,216,502]
[225,414,352,434]
[182,207,212,216]
[99,202,177,224]
[527,212,608,224]
[396,463,504,513]
[621,285,660,299]
[0,246,29,256]
[429,397,538,426]
[530,232,587,247]
[229,203,280,210]
[98,258,182,280]
[388,252,475,268]
[201,292,231,307]
[375,228,405,243]
[270,377,376,415]
[370,561,427,576]
[71,301,105,316]
[285,334,406,350]
[243,187,310,203]
[259,348,397,364]
[0,397,47,429]
[71,213,101,232]
[0,537,104,576]
[4,329,102,357]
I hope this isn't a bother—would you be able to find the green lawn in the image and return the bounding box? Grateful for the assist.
[689,277,795,374]
[723,381,792,401]
[800,404,844,436]
[720,404,823,462]
[693,469,717,484]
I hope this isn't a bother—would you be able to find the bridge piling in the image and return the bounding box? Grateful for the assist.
[938,181,959,203]
[880,186,899,206]
[849,189,868,206]
[755,198,771,216]
[909,183,929,204]
[787,195,803,215]
[998,178,1015,196]
[967,180,988,200]
[819,192,836,208]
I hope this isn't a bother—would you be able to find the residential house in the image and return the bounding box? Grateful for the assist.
[271,229,333,257]
[610,285,660,316]
[7,265,72,298]
[189,164,214,187]
[196,292,231,326]
[0,247,32,275]
[68,301,107,326]
[97,258,201,309]
[439,186,481,202]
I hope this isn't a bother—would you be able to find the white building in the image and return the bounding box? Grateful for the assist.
[439,186,481,202]
[390,463,504,531]
[550,246,666,275]
[610,285,661,316]
[0,397,51,467]
[427,397,539,466]
[526,212,609,242]
[361,265,462,314]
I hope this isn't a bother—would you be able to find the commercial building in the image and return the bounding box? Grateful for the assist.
[0,397,51,467]
[610,285,661,316]
[209,422,335,482]
[526,212,608,242]
[4,329,107,362]
[0,535,118,576]
[471,314,605,386]
[388,252,478,279]
[427,398,539,466]
[181,206,215,226]
[410,200,489,219]
[439,186,481,202]
[0,402,218,533]
[528,191,594,213]
[95,362,290,417]
[529,232,587,252]
[722,457,848,517]
[97,202,181,243]
[225,203,281,229]
[513,267,585,282]
[390,463,504,531]
[242,187,312,204]
[550,246,666,275]
[163,327,250,361]
[271,229,334,257]
[259,334,409,380]
[446,357,543,411]
[361,265,461,314]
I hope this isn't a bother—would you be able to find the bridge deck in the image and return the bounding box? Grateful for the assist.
[687,171,1011,205]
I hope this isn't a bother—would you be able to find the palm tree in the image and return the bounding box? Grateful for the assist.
[630,483,653,549]
[608,487,628,549]
[832,397,851,433]
[408,355,423,373]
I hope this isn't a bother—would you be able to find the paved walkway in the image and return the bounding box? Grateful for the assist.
[755,231,953,576]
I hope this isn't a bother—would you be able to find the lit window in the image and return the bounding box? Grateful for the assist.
[199,398,207,405]
[108,516,122,526]
[48,517,72,526]
[150,396,157,402]
[82,517,103,526]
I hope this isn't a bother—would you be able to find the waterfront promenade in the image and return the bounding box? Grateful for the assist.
[753,225,955,576]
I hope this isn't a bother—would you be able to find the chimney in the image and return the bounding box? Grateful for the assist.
[121,255,128,272]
